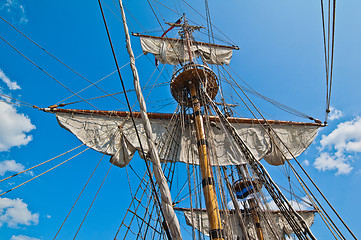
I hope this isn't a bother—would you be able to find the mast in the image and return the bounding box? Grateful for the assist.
[189,82,224,240]
[178,18,224,239]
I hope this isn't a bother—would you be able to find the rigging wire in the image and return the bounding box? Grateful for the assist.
[322,0,337,124]
[0,148,90,197]
[0,35,100,110]
[0,144,85,184]
[53,153,104,240]
[57,81,170,108]
[0,99,34,109]
[0,93,39,109]
[225,65,319,121]
[73,157,114,239]
[54,54,143,106]
[0,16,126,108]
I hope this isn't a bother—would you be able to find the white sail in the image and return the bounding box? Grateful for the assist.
[140,36,233,65]
[180,208,315,240]
[181,208,315,239]
[54,110,319,167]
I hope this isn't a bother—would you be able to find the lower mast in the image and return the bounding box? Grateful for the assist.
[189,82,224,240]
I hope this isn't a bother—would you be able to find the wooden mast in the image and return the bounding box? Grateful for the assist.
[183,18,224,240]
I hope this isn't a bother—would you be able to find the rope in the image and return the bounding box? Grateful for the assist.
[0,93,39,109]
[0,35,100,110]
[0,144,84,184]
[55,54,143,106]
[0,15,126,108]
[53,154,104,239]
[97,1,174,239]
[0,148,89,197]
[323,0,337,124]
[73,157,113,239]
[225,65,317,121]
[118,1,182,238]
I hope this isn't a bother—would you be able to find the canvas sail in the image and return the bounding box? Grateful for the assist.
[139,36,234,65]
[52,109,319,167]
[179,208,315,240]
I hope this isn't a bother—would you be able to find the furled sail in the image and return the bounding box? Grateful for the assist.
[178,208,316,240]
[51,109,320,167]
[137,34,235,65]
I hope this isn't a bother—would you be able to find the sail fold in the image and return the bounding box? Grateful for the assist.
[140,36,233,65]
[55,111,318,167]
[180,208,315,239]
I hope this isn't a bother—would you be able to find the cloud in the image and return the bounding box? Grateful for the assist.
[10,235,40,240]
[0,197,39,228]
[328,107,343,121]
[0,69,20,90]
[0,0,28,24]
[0,160,25,176]
[314,117,361,175]
[0,102,35,152]
[314,152,352,175]
[303,160,310,166]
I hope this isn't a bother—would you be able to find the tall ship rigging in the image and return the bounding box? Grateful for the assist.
[0,1,357,240]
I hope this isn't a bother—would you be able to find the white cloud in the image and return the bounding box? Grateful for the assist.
[0,197,39,228]
[0,102,35,151]
[315,117,361,175]
[314,152,352,175]
[0,0,28,24]
[303,160,310,166]
[0,69,20,90]
[10,235,40,240]
[328,107,343,121]
[46,214,51,219]
[0,160,24,176]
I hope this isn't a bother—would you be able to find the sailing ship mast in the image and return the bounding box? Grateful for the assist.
[179,17,224,240]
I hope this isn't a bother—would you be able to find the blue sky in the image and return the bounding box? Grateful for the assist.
[0,0,360,239]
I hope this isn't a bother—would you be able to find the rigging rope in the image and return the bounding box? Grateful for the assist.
[97,0,176,239]
[73,157,113,239]
[0,148,89,197]
[0,144,85,184]
[53,154,104,240]
[0,15,126,108]
[0,35,100,110]
[322,0,337,124]
[118,1,182,238]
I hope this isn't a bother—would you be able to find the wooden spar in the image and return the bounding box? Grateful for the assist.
[42,108,323,127]
[189,82,224,240]
[132,33,240,50]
